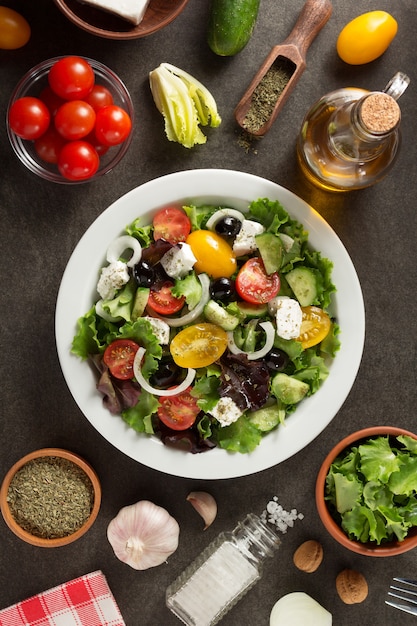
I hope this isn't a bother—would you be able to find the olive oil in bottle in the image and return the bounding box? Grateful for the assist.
[297,72,410,192]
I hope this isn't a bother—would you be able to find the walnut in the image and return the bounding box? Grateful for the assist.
[336,569,368,604]
[293,539,323,573]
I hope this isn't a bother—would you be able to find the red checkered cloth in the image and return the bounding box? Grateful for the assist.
[0,570,126,626]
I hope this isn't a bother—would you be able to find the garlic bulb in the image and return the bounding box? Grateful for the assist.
[187,491,217,530]
[107,500,180,570]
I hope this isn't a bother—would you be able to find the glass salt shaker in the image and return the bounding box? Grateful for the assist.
[166,513,280,626]
[296,72,410,192]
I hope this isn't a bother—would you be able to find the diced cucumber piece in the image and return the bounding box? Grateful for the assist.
[247,402,286,432]
[255,232,283,274]
[131,287,150,320]
[271,373,309,404]
[204,300,240,331]
[285,266,322,306]
[236,302,268,319]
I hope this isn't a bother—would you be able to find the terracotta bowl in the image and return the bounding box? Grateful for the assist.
[53,0,190,40]
[316,426,417,556]
[0,448,101,547]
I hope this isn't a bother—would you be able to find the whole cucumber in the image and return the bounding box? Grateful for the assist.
[207,0,261,57]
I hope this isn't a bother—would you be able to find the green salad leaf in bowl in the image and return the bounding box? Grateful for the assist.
[317,426,417,556]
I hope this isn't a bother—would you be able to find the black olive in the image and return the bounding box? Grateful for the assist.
[133,260,155,287]
[215,216,241,238]
[264,348,289,372]
[210,277,236,302]
[149,357,184,389]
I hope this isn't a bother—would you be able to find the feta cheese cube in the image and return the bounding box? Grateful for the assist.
[142,316,170,344]
[97,260,129,300]
[275,297,302,340]
[209,397,243,427]
[78,0,151,25]
[232,219,265,256]
[160,243,197,279]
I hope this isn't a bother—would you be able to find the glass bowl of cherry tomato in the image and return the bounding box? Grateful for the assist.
[7,55,134,184]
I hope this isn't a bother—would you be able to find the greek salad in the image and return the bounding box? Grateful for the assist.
[72,197,340,454]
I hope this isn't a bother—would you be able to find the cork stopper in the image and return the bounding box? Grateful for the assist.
[360,93,400,133]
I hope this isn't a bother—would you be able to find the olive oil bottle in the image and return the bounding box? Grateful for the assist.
[297,72,409,192]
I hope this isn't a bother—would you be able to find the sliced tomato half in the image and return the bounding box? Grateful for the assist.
[157,387,200,431]
[153,206,191,244]
[236,257,280,304]
[147,281,185,315]
[297,306,331,349]
[103,339,140,380]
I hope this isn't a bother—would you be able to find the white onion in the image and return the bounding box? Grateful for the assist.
[227,321,275,360]
[205,208,245,231]
[133,347,196,396]
[95,299,121,323]
[157,273,210,328]
[270,592,332,626]
[106,235,142,268]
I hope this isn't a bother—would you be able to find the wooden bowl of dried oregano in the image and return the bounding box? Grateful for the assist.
[0,448,101,547]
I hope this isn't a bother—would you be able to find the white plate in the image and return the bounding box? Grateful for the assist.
[55,169,365,479]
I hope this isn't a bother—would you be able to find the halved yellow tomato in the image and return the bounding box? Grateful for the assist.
[170,323,228,368]
[297,306,331,349]
[186,230,236,278]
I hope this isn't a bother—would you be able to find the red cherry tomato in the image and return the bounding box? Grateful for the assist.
[57,140,99,181]
[54,100,96,140]
[84,131,109,156]
[103,339,140,380]
[39,86,65,117]
[34,126,66,164]
[147,282,186,315]
[95,105,132,146]
[153,207,191,244]
[48,56,95,101]
[0,7,31,50]
[236,257,280,304]
[157,387,200,431]
[8,97,50,140]
[85,84,114,111]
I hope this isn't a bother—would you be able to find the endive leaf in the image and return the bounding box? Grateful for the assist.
[149,63,221,148]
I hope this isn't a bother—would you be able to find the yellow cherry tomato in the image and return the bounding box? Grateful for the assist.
[170,323,228,368]
[296,306,331,349]
[186,230,237,279]
[337,11,397,65]
[0,7,31,50]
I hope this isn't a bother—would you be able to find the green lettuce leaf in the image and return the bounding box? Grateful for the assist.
[122,390,158,434]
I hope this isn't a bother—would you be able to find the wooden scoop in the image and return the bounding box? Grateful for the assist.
[234,0,333,136]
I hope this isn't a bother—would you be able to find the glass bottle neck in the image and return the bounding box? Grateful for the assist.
[231,514,280,564]
[328,92,400,162]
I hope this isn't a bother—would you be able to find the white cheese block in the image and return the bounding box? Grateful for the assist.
[209,397,243,427]
[275,297,302,340]
[232,219,265,256]
[160,243,197,279]
[142,317,170,344]
[79,0,151,25]
[97,260,129,300]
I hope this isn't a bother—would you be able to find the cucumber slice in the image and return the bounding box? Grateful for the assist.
[271,373,309,405]
[204,300,240,331]
[236,302,268,319]
[285,266,322,306]
[131,287,150,320]
[247,402,285,432]
[255,232,283,274]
